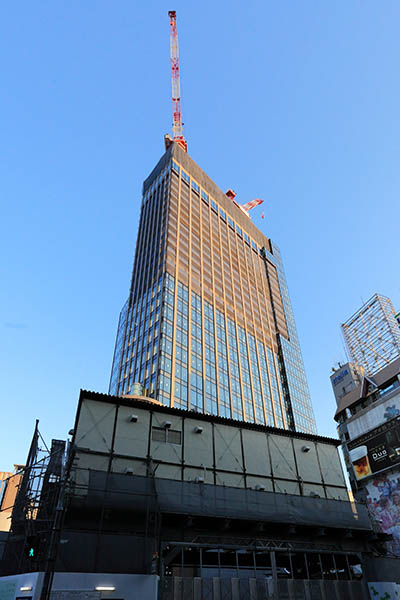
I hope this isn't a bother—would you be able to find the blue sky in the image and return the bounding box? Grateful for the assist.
[1,1,400,468]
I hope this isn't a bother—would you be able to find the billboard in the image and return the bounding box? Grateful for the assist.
[348,416,400,482]
[347,392,400,440]
[365,470,400,557]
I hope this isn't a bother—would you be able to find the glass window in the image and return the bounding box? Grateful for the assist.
[219,209,226,221]
[210,199,218,212]
[201,190,209,204]
[244,232,250,244]
[151,426,182,445]
[228,217,234,229]
[151,427,166,442]
[159,374,171,391]
[181,170,190,184]
[191,180,200,193]
[172,161,180,174]
[251,240,257,251]
[236,224,242,237]
[167,429,182,445]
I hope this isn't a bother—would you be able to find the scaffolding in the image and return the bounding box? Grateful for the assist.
[1,434,162,584]
[1,427,382,600]
[342,294,400,376]
[0,421,66,584]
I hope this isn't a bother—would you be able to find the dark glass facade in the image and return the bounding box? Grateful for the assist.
[109,143,316,434]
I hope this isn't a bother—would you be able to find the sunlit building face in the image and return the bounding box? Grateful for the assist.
[109,144,316,434]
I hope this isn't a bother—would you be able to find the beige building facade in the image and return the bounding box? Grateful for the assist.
[110,143,316,433]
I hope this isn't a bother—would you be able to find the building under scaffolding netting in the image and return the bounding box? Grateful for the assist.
[0,421,67,581]
[342,294,400,376]
[1,391,394,599]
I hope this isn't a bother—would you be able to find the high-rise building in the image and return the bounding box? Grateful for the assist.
[332,294,400,558]
[342,293,400,376]
[333,357,400,557]
[109,143,316,434]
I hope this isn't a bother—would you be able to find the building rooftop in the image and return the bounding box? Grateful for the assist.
[143,142,272,251]
[334,356,400,419]
[79,389,339,446]
[341,293,400,376]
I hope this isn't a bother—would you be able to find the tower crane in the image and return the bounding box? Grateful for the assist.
[226,189,264,218]
[164,12,262,218]
[165,11,187,152]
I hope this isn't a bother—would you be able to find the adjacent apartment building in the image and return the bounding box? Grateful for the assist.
[0,467,23,533]
[109,142,316,434]
[342,294,400,376]
[332,295,400,558]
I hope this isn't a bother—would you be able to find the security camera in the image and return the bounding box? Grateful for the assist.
[129,415,138,423]
[124,468,134,475]
[255,485,266,491]
[195,476,204,483]
[301,446,311,453]
[194,426,203,434]
[163,421,172,429]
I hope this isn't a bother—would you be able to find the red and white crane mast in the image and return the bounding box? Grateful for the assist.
[166,10,187,152]
[165,12,263,217]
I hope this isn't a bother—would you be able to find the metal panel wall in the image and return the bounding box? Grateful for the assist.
[213,424,244,473]
[293,439,321,483]
[74,397,347,500]
[159,576,368,600]
[268,435,297,480]
[183,418,214,469]
[325,486,349,501]
[114,406,151,457]
[316,443,346,487]
[241,429,271,476]
[150,412,183,465]
[75,400,116,453]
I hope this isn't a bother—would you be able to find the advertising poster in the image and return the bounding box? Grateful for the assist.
[347,394,400,440]
[348,416,400,481]
[365,471,400,557]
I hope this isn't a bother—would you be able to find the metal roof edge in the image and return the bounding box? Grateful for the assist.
[79,389,340,446]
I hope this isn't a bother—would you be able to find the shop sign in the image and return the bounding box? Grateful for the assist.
[348,416,400,482]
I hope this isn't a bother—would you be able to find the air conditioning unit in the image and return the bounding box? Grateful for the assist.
[309,491,321,498]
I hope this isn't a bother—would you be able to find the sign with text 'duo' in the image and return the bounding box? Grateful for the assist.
[348,416,400,482]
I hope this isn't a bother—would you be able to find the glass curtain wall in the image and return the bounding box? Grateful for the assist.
[110,152,317,434]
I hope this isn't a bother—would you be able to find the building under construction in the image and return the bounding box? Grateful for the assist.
[109,13,317,436]
[3,9,399,599]
[0,390,392,599]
